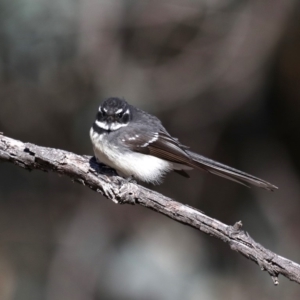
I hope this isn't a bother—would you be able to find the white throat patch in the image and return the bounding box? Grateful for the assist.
[95,120,128,131]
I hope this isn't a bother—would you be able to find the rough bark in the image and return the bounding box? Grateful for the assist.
[0,133,299,285]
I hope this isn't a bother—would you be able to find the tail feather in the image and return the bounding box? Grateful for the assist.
[186,151,278,191]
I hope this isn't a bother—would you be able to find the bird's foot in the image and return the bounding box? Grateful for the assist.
[126,175,137,184]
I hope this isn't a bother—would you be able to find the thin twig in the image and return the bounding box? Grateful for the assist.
[0,133,299,285]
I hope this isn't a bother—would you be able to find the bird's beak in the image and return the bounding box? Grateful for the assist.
[106,116,114,123]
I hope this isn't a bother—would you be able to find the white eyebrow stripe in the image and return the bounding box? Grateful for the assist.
[116,108,123,114]
[98,106,108,113]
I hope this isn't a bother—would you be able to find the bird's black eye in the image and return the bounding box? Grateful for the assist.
[122,113,129,123]
[118,113,123,118]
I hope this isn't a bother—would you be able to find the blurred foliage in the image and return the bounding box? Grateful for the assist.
[0,0,300,299]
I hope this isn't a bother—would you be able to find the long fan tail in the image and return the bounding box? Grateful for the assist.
[187,151,278,191]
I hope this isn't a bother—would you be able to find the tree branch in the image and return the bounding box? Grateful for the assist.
[0,133,299,285]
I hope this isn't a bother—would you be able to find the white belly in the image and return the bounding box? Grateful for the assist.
[90,129,173,184]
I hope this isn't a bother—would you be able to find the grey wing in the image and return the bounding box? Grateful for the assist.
[121,125,277,191]
[121,127,192,165]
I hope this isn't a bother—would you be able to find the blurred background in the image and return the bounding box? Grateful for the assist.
[0,0,300,299]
